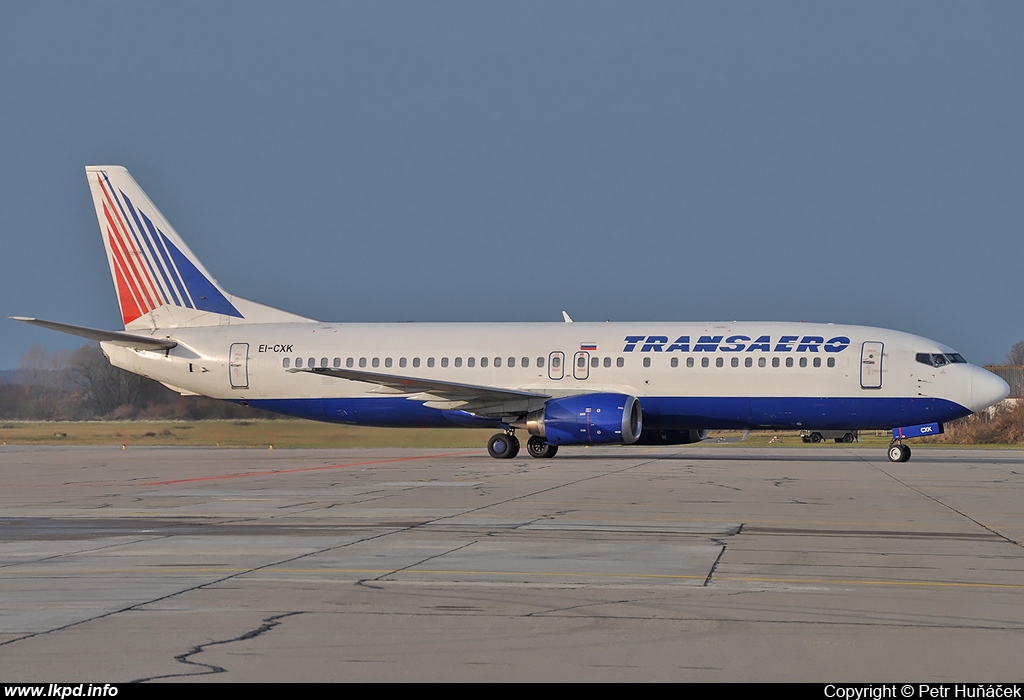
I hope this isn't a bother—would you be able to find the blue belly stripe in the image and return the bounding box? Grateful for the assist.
[240,395,971,431]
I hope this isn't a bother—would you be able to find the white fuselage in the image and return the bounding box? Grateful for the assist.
[101,320,1007,433]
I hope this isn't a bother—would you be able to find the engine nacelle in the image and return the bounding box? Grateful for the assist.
[636,428,708,445]
[524,393,642,446]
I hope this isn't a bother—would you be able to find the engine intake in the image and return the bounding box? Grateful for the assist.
[524,393,642,446]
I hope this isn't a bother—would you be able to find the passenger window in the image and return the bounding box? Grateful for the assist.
[813,357,821,368]
[538,357,545,368]
[745,357,753,368]
[671,357,678,368]
[758,357,766,368]
[643,357,651,368]
[359,357,367,368]
[577,356,586,368]
[283,358,290,368]
[772,357,779,368]
[786,357,793,368]
[590,356,598,368]
[799,357,807,368]
[308,357,315,368]
[716,357,724,368]
[441,357,449,368]
[296,358,303,368]
[372,357,380,368]
[550,356,559,369]
[522,357,529,367]
[468,357,475,367]
[385,357,393,368]
[333,357,341,368]
[827,357,835,368]
[616,357,624,368]
[427,357,435,368]
[701,357,709,368]
[399,357,407,368]
[347,357,354,368]
[731,357,739,367]
[508,357,516,368]
[320,358,328,368]
[494,357,502,367]
[604,357,611,368]
[455,357,462,367]
[480,357,488,368]
[687,357,694,368]
[413,358,420,368]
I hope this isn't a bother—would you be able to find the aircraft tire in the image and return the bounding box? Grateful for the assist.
[527,436,558,459]
[810,433,822,443]
[842,433,855,443]
[888,444,911,462]
[487,433,519,459]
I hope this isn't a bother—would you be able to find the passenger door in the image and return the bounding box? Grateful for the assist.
[860,341,883,389]
[229,343,249,389]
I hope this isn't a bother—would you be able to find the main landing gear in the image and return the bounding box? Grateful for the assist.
[888,439,912,463]
[487,431,519,459]
[486,430,559,459]
[526,435,558,459]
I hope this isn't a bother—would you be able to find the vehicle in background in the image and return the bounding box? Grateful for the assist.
[801,430,859,443]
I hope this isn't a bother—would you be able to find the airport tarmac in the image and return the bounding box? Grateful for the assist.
[0,444,1022,682]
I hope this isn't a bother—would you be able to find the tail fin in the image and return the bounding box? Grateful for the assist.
[86,165,312,330]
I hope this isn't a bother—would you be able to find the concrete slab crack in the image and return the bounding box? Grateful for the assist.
[132,611,302,682]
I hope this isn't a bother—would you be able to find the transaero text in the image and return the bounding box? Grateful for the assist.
[623,335,851,353]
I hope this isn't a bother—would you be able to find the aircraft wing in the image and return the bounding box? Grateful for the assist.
[289,366,551,415]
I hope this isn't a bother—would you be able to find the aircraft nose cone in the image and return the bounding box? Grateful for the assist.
[971,368,1010,413]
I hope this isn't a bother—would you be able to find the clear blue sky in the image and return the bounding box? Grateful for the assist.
[2,1,1022,368]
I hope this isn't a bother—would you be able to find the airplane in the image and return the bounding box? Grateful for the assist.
[11,166,1011,463]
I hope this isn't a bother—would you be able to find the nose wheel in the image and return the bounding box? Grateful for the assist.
[888,441,912,463]
[487,431,520,459]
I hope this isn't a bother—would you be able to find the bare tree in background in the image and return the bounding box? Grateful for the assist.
[1008,341,1024,366]
[6,342,263,420]
[67,344,148,417]
[15,345,72,419]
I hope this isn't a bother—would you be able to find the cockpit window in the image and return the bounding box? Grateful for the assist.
[916,352,967,367]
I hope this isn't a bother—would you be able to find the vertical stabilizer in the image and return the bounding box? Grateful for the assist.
[86,165,312,330]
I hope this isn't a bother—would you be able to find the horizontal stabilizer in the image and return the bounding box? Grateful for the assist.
[9,317,177,350]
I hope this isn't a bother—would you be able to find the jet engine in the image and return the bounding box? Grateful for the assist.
[523,393,642,445]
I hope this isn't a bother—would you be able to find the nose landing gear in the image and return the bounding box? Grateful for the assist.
[888,439,912,463]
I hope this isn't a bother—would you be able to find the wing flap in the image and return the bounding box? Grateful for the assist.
[289,366,550,415]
